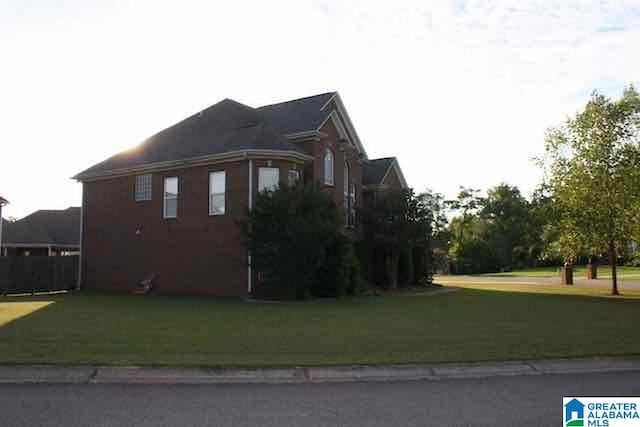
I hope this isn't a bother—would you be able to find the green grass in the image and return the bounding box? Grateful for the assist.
[1,289,639,367]
[477,265,640,278]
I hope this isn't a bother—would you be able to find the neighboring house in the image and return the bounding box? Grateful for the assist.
[1,207,80,256]
[74,92,407,296]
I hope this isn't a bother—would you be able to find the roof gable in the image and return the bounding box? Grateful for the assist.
[363,157,408,188]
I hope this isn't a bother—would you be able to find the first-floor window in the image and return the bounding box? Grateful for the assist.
[209,171,226,215]
[258,167,279,192]
[163,176,178,218]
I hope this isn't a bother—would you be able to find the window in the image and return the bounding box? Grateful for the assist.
[209,171,226,215]
[258,167,279,192]
[288,169,300,187]
[135,174,152,201]
[163,177,178,218]
[324,148,334,185]
[343,162,350,225]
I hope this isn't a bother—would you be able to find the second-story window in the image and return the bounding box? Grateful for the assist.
[324,148,334,185]
[163,176,178,218]
[258,167,279,192]
[135,174,152,201]
[343,162,349,225]
[209,171,226,215]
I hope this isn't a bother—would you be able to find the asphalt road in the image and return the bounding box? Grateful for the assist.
[1,372,639,427]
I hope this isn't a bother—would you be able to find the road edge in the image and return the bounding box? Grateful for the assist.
[0,356,639,385]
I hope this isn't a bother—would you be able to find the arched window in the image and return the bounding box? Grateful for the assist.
[343,162,350,225]
[324,148,334,185]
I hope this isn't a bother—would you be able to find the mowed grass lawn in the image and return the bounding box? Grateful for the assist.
[0,287,639,367]
[478,265,640,278]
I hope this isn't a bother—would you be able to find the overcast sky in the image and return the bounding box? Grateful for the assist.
[1,0,639,219]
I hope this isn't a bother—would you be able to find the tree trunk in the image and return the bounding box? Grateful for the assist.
[609,240,619,295]
[561,262,573,285]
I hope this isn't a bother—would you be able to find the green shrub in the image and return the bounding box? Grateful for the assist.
[627,252,640,267]
[241,183,360,300]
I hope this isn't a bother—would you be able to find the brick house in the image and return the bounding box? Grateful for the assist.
[74,92,407,296]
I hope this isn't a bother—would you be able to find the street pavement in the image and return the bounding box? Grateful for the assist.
[1,371,639,427]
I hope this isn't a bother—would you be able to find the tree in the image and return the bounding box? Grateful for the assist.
[360,189,434,289]
[543,86,640,295]
[417,189,450,274]
[446,187,484,257]
[479,184,531,270]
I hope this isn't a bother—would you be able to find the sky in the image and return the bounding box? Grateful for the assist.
[1,0,639,219]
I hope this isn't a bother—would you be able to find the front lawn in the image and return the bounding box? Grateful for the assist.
[0,289,638,367]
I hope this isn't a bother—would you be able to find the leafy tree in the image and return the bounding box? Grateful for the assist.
[241,183,358,299]
[446,187,484,258]
[417,189,450,273]
[479,184,531,270]
[360,189,434,289]
[543,86,640,294]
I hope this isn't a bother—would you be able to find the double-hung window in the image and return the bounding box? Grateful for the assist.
[209,171,226,215]
[258,167,279,192]
[163,177,178,218]
[324,149,334,185]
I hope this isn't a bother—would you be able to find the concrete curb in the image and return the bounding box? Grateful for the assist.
[1,357,639,385]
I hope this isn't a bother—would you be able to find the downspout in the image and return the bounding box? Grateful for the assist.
[247,159,253,294]
[77,190,84,290]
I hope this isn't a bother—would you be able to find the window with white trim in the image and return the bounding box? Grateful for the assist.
[209,171,226,215]
[163,177,178,218]
[258,167,279,192]
[135,174,152,201]
[324,148,334,185]
[343,162,349,225]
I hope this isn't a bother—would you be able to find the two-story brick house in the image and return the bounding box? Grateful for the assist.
[74,92,407,296]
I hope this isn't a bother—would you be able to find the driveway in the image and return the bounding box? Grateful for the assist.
[437,274,640,290]
[1,372,639,427]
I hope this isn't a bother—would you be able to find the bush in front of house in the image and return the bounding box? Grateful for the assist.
[242,183,360,300]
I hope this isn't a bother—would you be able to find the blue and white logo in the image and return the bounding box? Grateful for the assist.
[563,397,640,426]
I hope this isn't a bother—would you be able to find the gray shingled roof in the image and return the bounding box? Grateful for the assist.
[256,92,336,135]
[74,99,309,180]
[363,158,395,185]
[2,207,80,246]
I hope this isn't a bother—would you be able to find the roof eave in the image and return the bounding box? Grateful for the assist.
[73,149,313,182]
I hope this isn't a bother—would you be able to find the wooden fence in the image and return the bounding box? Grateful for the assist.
[0,256,78,295]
